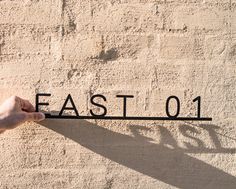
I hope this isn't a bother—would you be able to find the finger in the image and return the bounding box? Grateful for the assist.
[18,97,35,112]
[25,112,45,122]
[1,112,28,130]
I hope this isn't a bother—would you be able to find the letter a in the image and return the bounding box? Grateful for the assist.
[59,94,79,117]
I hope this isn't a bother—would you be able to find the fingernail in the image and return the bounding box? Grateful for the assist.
[39,112,45,121]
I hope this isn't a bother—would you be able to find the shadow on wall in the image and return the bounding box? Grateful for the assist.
[40,116,236,189]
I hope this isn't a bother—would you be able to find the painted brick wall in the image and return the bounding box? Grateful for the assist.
[0,0,236,188]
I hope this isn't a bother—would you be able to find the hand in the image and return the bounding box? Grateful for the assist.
[0,96,45,133]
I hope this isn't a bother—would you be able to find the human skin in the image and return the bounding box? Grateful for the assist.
[0,96,45,134]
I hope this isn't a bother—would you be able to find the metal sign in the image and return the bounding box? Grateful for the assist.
[36,93,212,121]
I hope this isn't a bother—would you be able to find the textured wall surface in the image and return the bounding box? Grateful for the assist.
[0,0,236,188]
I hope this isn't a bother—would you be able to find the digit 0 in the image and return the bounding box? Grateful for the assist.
[166,96,180,118]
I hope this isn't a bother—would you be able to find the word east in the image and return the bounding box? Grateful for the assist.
[36,93,134,117]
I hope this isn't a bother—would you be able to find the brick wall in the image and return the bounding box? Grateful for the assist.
[0,0,235,188]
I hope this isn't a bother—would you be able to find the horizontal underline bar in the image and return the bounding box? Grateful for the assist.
[45,114,212,121]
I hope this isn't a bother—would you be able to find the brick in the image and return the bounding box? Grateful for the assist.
[0,0,61,26]
[165,4,230,32]
[91,3,164,32]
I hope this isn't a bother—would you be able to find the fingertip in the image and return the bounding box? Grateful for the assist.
[26,112,45,122]
[38,112,45,121]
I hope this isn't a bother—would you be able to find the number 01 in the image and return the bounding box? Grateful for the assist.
[166,96,202,118]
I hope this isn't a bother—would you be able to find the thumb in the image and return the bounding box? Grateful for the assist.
[25,112,45,122]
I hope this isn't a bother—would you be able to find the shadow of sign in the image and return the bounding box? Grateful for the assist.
[40,116,236,189]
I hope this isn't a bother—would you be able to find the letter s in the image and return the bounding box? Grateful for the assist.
[90,94,107,117]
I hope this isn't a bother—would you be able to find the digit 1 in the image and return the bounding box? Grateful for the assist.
[193,96,201,118]
[166,96,180,118]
